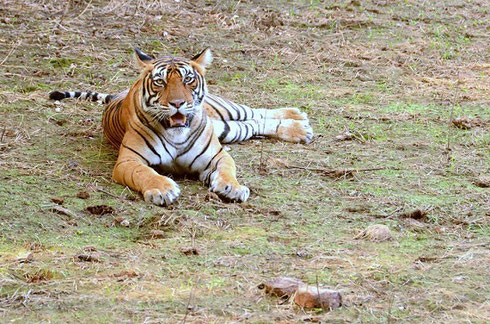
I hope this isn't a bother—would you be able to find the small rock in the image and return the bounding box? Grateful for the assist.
[405,218,427,232]
[474,176,490,188]
[76,191,90,199]
[149,230,165,239]
[295,250,310,259]
[335,131,354,141]
[355,224,392,242]
[294,286,342,310]
[258,277,305,298]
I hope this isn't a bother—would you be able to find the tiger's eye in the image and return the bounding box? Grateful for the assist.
[154,79,165,86]
[184,75,194,83]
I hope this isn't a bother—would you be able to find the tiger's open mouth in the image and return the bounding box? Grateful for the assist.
[168,112,187,127]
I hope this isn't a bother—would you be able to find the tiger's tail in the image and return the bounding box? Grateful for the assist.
[49,90,114,104]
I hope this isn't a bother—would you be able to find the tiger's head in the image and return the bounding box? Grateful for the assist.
[134,48,213,128]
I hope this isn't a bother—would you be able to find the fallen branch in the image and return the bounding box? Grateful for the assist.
[286,165,401,178]
[181,278,198,324]
[96,187,121,199]
[95,186,135,202]
[0,40,22,67]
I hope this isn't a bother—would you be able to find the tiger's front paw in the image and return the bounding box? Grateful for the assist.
[143,177,180,206]
[277,119,314,144]
[210,179,250,203]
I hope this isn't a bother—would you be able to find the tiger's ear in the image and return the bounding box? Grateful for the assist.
[133,47,153,69]
[191,48,213,70]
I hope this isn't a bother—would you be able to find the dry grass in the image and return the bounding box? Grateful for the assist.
[0,0,489,322]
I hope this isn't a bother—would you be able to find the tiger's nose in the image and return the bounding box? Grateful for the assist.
[169,100,186,108]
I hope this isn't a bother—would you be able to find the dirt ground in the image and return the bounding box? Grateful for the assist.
[0,0,489,322]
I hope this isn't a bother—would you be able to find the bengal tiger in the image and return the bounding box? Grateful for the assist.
[49,48,313,205]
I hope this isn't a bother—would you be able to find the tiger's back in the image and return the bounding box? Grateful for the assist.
[101,90,129,148]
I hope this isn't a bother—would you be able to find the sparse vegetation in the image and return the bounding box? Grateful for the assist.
[0,0,489,322]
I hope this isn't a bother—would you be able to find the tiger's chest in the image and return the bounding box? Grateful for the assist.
[153,126,212,174]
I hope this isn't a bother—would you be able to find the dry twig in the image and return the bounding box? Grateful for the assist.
[286,165,401,178]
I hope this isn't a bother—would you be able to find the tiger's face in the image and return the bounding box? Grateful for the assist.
[135,48,213,128]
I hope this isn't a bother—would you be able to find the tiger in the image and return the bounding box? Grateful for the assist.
[49,48,313,206]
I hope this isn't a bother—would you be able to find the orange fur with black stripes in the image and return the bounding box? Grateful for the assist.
[49,48,313,205]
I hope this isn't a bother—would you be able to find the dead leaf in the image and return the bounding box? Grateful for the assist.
[86,205,114,215]
[149,229,165,239]
[451,117,472,129]
[76,253,102,263]
[204,191,221,203]
[113,270,139,280]
[17,252,34,264]
[24,270,54,283]
[50,205,79,219]
[181,247,199,256]
[399,209,427,219]
[76,191,90,199]
[51,197,64,205]
[267,157,289,169]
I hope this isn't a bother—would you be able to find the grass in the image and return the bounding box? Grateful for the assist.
[1,0,489,322]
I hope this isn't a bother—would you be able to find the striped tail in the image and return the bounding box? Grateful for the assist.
[49,90,114,104]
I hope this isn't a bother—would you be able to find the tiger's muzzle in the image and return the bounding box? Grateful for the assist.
[168,100,190,128]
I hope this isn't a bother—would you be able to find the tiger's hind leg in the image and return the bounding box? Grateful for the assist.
[212,118,313,144]
[266,107,308,121]
[205,94,308,121]
[205,94,313,143]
